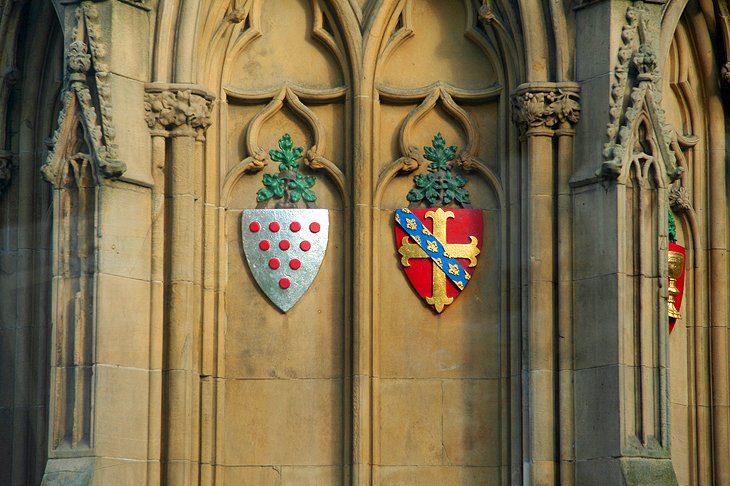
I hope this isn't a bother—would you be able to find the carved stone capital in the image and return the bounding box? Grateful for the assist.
[144,84,215,138]
[511,82,581,136]
[0,151,13,195]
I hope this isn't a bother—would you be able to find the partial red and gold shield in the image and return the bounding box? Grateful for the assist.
[668,242,686,333]
[394,207,483,313]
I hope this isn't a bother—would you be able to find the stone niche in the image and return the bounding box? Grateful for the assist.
[217,0,508,483]
[220,0,347,482]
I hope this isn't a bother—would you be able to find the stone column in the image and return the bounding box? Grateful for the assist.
[144,84,214,485]
[512,82,580,485]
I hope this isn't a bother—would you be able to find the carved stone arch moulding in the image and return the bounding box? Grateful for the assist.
[222,84,348,205]
[618,112,666,188]
[474,0,524,81]
[41,2,126,188]
[375,82,503,205]
[376,0,503,89]
[220,0,348,91]
[601,4,683,182]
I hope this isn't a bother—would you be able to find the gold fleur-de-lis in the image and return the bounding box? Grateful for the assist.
[427,240,439,252]
[406,218,417,230]
[434,257,443,268]
[448,263,460,276]
[412,235,421,245]
[464,272,471,281]
[455,281,464,290]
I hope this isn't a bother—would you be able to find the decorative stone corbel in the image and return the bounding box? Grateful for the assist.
[144,84,215,139]
[41,2,126,187]
[511,83,581,137]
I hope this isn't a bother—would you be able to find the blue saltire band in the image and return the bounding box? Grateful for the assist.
[395,208,471,291]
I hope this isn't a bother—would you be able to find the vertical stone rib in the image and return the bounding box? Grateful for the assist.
[525,132,556,484]
[556,126,575,486]
[164,132,196,485]
[144,84,213,486]
[512,82,580,485]
[148,134,166,485]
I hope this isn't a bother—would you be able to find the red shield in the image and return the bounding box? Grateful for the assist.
[394,208,483,313]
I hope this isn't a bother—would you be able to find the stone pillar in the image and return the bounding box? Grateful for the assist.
[512,82,580,485]
[572,1,679,484]
[144,83,214,485]
[40,1,156,483]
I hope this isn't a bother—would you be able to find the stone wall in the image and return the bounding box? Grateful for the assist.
[0,0,728,485]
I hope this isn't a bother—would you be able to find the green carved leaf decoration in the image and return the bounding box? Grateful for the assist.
[269,133,303,171]
[423,132,458,171]
[668,210,677,243]
[255,134,319,207]
[288,173,318,203]
[406,188,424,202]
[256,173,286,202]
[256,187,273,202]
[406,133,471,207]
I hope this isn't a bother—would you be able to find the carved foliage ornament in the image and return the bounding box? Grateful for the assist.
[601,5,682,181]
[41,3,126,186]
[511,87,581,135]
[144,88,214,137]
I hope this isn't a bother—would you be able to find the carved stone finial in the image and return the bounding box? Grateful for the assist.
[511,85,581,136]
[633,43,658,81]
[144,88,214,138]
[67,41,91,76]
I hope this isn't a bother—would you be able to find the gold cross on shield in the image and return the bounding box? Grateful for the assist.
[398,208,480,312]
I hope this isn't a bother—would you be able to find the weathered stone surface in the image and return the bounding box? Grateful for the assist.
[1,0,727,485]
[93,365,150,460]
[96,273,151,368]
[222,378,343,466]
[377,379,443,466]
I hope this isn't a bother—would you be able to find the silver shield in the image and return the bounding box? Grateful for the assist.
[241,208,329,312]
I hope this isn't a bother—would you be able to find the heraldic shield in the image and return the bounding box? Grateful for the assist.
[394,134,483,313]
[242,134,329,312]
